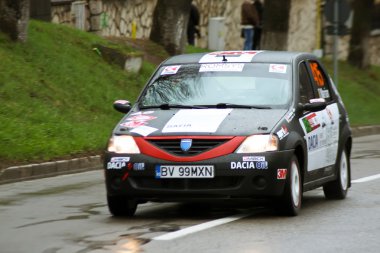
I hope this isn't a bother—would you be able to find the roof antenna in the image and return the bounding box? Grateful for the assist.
[222,55,228,62]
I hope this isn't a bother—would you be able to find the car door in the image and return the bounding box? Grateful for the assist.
[298,61,329,173]
[306,60,340,170]
[298,60,340,176]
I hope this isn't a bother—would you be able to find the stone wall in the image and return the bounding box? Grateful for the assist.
[98,0,156,38]
[49,0,380,66]
[51,0,73,25]
[193,0,244,50]
[287,0,318,52]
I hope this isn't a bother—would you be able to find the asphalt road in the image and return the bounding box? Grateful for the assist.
[0,135,379,253]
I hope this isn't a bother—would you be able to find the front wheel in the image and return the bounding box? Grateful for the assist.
[275,155,302,216]
[323,148,350,199]
[107,196,138,217]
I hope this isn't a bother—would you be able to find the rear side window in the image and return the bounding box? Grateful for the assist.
[299,62,315,104]
[307,60,332,102]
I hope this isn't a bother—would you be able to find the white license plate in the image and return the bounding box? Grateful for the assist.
[155,165,214,178]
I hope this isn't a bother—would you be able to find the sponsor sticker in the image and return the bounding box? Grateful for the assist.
[162,109,232,133]
[120,121,146,128]
[277,169,287,179]
[121,112,157,129]
[277,125,289,140]
[133,163,145,171]
[285,108,295,123]
[127,115,157,121]
[301,113,320,133]
[256,161,268,170]
[308,134,319,151]
[269,64,287,74]
[107,161,127,170]
[161,65,181,75]
[242,156,265,162]
[231,161,255,169]
[318,88,330,99]
[230,161,268,170]
[110,157,130,162]
[130,125,158,137]
[199,63,244,72]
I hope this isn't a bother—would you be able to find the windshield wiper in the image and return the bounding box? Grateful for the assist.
[139,103,208,110]
[214,103,272,109]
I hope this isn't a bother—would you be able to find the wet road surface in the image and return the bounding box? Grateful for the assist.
[0,135,379,253]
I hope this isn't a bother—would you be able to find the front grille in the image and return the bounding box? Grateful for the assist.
[131,176,243,190]
[147,138,230,156]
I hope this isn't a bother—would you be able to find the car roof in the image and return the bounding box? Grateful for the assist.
[161,50,318,66]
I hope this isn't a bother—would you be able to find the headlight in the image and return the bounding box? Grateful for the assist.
[107,135,140,154]
[235,134,278,153]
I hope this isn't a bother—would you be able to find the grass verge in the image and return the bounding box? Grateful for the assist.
[0,20,379,169]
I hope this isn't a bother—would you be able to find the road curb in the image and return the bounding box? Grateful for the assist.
[0,156,102,185]
[1,126,379,185]
[351,125,380,138]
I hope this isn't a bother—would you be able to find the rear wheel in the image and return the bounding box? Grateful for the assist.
[275,155,302,216]
[107,196,137,217]
[323,148,349,199]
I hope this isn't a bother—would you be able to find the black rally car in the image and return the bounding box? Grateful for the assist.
[104,51,352,216]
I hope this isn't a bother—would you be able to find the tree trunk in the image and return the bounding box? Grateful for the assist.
[149,0,192,56]
[260,0,292,50]
[347,0,374,69]
[0,0,30,42]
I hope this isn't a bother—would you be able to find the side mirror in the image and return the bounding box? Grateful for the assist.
[113,100,132,113]
[299,98,327,112]
[299,102,327,112]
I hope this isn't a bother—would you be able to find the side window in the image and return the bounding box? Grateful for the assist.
[307,60,332,102]
[298,62,315,104]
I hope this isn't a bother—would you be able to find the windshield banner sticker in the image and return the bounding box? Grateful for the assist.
[199,51,262,63]
[161,65,181,75]
[162,109,232,133]
[199,63,244,72]
[269,64,287,74]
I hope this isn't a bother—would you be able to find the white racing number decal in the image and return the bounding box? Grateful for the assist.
[155,165,214,178]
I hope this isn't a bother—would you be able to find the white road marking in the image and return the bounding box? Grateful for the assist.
[352,174,380,183]
[153,173,380,241]
[153,212,253,241]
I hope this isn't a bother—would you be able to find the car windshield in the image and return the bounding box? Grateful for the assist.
[139,63,292,109]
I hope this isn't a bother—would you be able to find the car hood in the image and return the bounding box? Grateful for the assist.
[114,108,287,137]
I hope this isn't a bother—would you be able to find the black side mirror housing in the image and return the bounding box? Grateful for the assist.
[113,100,132,113]
[299,101,327,112]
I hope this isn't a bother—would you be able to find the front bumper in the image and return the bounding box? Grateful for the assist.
[104,150,294,201]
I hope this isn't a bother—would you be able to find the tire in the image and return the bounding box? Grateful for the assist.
[275,155,302,216]
[323,148,349,199]
[107,195,137,217]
